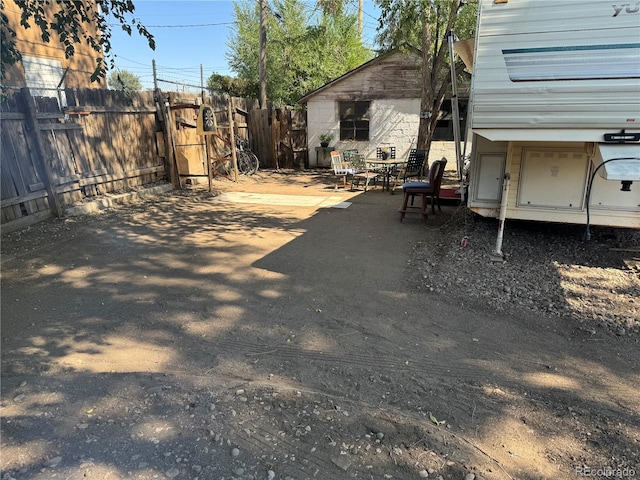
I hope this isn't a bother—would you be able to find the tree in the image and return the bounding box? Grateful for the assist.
[1,0,155,82]
[207,73,257,98]
[376,0,477,154]
[226,0,372,105]
[108,69,142,94]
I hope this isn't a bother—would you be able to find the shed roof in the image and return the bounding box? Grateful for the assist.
[297,48,422,104]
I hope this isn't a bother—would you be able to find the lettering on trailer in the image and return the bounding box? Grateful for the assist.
[612,3,640,16]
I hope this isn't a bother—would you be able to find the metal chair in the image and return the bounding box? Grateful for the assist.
[349,153,379,192]
[389,149,427,193]
[399,158,448,222]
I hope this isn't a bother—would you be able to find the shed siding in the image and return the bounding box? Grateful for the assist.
[305,52,423,161]
[309,53,422,102]
[307,98,420,160]
[471,0,640,136]
[3,0,105,89]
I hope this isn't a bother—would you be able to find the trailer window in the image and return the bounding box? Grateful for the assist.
[339,101,370,141]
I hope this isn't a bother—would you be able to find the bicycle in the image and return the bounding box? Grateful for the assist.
[234,137,260,175]
[211,133,259,177]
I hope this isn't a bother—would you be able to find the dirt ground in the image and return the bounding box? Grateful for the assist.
[1,156,639,480]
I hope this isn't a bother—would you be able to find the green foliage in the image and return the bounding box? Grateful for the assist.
[2,0,155,82]
[374,0,477,149]
[108,69,142,93]
[207,73,258,98]
[376,0,476,51]
[226,0,372,105]
[319,132,334,143]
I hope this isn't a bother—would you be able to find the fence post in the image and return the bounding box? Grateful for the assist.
[228,99,239,183]
[19,88,63,218]
[164,94,182,188]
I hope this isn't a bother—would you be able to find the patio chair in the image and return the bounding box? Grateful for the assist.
[399,158,448,222]
[330,151,355,188]
[350,153,379,192]
[389,149,427,193]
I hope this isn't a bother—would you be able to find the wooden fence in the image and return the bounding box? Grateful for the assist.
[160,92,308,182]
[1,87,308,233]
[1,87,163,233]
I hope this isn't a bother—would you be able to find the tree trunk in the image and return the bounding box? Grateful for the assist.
[416,0,462,163]
[417,14,434,154]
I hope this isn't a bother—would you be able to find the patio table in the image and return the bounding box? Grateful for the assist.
[367,158,406,193]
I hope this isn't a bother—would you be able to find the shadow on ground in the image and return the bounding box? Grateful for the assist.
[1,171,638,480]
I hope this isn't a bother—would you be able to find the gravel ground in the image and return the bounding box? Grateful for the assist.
[409,206,640,336]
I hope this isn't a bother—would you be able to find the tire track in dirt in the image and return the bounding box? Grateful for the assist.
[205,337,640,411]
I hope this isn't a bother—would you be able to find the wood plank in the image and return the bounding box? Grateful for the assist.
[37,122,83,130]
[176,115,197,128]
[101,110,127,191]
[55,165,166,193]
[1,190,48,208]
[10,120,49,212]
[66,127,98,196]
[0,113,25,120]
[156,132,166,157]
[35,113,66,119]
[57,168,109,185]
[64,106,157,114]
[2,124,38,214]
[0,210,53,234]
[248,109,272,168]
[0,170,21,221]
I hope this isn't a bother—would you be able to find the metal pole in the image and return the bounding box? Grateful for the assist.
[492,172,511,261]
[359,0,363,39]
[447,30,463,182]
[152,59,158,90]
[200,64,204,96]
[259,0,268,108]
[492,150,513,261]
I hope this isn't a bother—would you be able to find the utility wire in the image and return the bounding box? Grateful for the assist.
[107,21,232,28]
[145,22,233,28]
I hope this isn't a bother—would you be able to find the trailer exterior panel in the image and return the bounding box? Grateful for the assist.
[468,0,640,231]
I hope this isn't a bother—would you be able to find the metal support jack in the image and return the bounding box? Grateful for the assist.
[490,172,511,262]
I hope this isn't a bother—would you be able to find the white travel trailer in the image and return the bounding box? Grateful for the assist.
[466,0,640,250]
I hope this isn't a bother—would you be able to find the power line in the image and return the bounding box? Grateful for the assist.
[145,22,233,28]
[107,21,232,28]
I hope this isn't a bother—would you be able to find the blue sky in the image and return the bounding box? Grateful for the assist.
[108,0,382,91]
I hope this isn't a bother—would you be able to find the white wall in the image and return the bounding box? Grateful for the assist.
[307,98,421,161]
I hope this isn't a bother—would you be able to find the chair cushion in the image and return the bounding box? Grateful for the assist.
[402,181,432,190]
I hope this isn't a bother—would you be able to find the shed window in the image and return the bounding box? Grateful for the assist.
[339,101,370,141]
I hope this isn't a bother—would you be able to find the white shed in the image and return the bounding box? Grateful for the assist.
[298,50,423,167]
[467,0,640,240]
